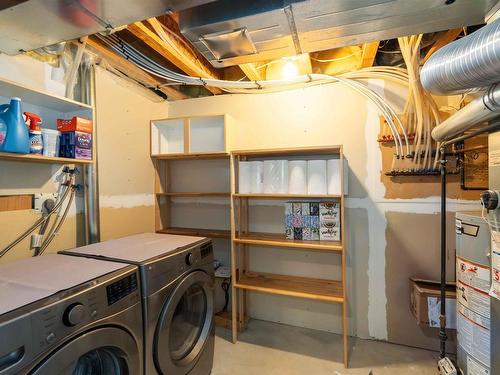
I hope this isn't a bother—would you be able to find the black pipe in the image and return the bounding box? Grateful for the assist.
[439,144,447,359]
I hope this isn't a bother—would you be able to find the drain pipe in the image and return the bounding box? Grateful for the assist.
[81,62,101,244]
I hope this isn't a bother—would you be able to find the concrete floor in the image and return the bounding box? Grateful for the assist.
[213,320,440,375]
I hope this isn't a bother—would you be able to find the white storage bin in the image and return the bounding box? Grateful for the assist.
[41,128,60,157]
[189,115,225,153]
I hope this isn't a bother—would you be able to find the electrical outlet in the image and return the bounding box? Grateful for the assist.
[33,193,58,213]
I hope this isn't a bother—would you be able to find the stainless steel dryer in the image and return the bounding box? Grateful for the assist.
[0,254,143,375]
[61,233,215,375]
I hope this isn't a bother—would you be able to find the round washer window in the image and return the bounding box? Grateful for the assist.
[168,283,207,361]
[72,347,128,375]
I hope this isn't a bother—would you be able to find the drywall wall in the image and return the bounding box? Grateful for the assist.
[167,80,479,349]
[0,54,85,262]
[0,56,168,262]
[94,67,167,240]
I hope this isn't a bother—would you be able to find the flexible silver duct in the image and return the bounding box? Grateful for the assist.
[432,83,500,141]
[421,19,500,95]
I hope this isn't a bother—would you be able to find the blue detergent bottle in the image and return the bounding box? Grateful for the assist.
[0,97,29,154]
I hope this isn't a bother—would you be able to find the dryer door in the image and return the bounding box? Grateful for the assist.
[30,327,140,375]
[154,270,214,374]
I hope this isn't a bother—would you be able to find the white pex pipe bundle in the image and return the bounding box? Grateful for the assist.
[421,19,500,141]
[96,33,410,159]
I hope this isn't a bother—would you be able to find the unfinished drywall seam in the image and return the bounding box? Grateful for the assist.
[99,194,154,208]
[364,79,388,340]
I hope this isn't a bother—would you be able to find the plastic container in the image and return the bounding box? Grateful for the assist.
[0,118,6,148]
[41,129,60,157]
[0,97,29,154]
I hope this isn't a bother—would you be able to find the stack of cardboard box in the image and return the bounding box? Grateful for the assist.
[285,202,340,241]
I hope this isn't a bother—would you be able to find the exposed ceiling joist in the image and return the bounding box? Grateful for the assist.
[360,41,380,68]
[127,17,223,95]
[86,37,188,101]
[239,63,264,81]
[423,28,462,63]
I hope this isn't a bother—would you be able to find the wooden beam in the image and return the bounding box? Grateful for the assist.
[360,41,380,68]
[423,28,462,63]
[128,17,223,95]
[86,37,188,101]
[239,63,263,81]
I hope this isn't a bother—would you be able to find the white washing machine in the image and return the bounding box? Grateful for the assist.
[0,254,143,375]
[61,233,215,375]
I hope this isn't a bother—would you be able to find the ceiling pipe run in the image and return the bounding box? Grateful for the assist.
[422,19,500,141]
[431,83,500,141]
[421,18,500,95]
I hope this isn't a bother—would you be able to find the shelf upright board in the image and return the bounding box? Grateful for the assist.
[229,145,349,367]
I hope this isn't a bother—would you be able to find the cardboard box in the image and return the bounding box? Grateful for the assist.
[319,202,341,221]
[409,278,456,329]
[319,221,340,241]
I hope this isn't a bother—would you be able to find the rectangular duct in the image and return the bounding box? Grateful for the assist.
[180,0,499,67]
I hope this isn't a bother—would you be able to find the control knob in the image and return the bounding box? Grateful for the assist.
[185,252,194,266]
[63,303,86,327]
[481,190,499,210]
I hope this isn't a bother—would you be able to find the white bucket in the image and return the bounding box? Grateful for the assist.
[41,129,60,157]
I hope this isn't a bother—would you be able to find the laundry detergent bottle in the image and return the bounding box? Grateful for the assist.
[0,97,29,154]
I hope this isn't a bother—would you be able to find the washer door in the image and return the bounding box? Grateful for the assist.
[31,327,140,375]
[154,270,214,374]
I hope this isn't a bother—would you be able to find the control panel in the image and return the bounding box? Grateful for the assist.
[106,273,138,305]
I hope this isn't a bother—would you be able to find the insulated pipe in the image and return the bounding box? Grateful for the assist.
[431,83,500,141]
[421,19,500,95]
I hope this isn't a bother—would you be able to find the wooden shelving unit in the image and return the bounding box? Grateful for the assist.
[157,227,231,239]
[229,146,349,367]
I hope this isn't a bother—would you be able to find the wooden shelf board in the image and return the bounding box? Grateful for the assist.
[235,271,344,303]
[151,152,229,160]
[156,192,230,197]
[0,77,93,113]
[233,232,343,252]
[157,227,231,239]
[0,152,93,164]
[231,146,342,157]
[233,193,340,199]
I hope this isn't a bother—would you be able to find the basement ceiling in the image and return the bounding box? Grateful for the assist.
[0,0,216,55]
[179,0,498,67]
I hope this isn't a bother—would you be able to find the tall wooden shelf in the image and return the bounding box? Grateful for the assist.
[229,145,349,367]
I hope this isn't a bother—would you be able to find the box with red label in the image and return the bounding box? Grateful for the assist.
[57,117,93,133]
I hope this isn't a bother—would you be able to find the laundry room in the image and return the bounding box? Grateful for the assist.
[0,1,499,374]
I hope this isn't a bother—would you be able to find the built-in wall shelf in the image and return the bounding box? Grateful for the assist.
[0,152,93,164]
[157,227,231,239]
[151,152,229,160]
[156,192,230,197]
[233,232,343,252]
[233,193,341,199]
[0,77,92,113]
[234,271,344,303]
[151,114,228,157]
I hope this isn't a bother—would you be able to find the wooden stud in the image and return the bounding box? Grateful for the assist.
[360,41,380,68]
[239,63,263,81]
[423,28,462,64]
[86,37,187,101]
[128,18,223,95]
